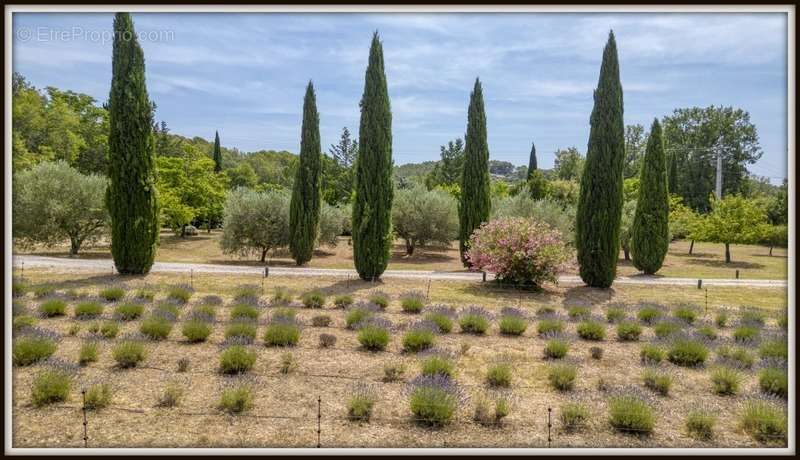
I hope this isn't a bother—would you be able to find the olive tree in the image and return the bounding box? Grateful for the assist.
[491,195,576,246]
[13,161,108,255]
[392,185,458,255]
[219,188,290,262]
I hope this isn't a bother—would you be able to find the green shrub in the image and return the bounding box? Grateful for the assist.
[537,318,564,335]
[577,320,606,341]
[345,308,373,329]
[642,368,672,396]
[714,311,729,328]
[368,292,390,309]
[182,320,212,343]
[399,292,425,313]
[74,301,103,319]
[218,384,253,414]
[420,355,456,378]
[543,339,569,359]
[225,321,257,342]
[733,325,759,343]
[739,401,787,443]
[78,341,99,365]
[13,335,57,366]
[616,321,642,341]
[560,403,589,431]
[606,307,626,323]
[547,364,577,391]
[114,303,144,321]
[653,321,682,338]
[230,303,259,321]
[140,316,173,340]
[486,363,512,387]
[710,367,741,396]
[567,305,591,319]
[13,280,27,297]
[84,384,112,410]
[31,369,71,407]
[301,290,326,309]
[637,305,662,324]
[716,345,755,369]
[263,322,301,347]
[99,321,120,339]
[498,314,527,336]
[347,385,376,422]
[758,338,788,360]
[111,341,146,368]
[166,284,193,304]
[685,411,715,440]
[459,310,490,334]
[311,314,332,327]
[639,344,665,364]
[39,299,67,317]
[696,326,717,341]
[402,329,435,353]
[357,325,390,351]
[424,310,454,334]
[408,378,461,426]
[333,294,353,309]
[33,284,56,298]
[667,339,709,367]
[758,367,788,398]
[13,315,37,331]
[673,304,698,324]
[608,395,655,434]
[219,345,256,374]
[271,286,292,306]
[99,286,125,302]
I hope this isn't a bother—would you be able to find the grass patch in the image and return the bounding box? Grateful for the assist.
[739,401,786,443]
[547,364,577,391]
[577,320,606,341]
[710,367,741,396]
[758,367,788,398]
[74,301,103,319]
[543,339,569,359]
[608,395,654,435]
[111,340,146,368]
[114,303,145,321]
[31,369,72,407]
[667,339,709,367]
[537,318,565,336]
[616,321,642,341]
[13,334,57,366]
[642,368,672,396]
[99,286,125,302]
[301,290,326,309]
[219,345,257,374]
[218,384,253,414]
[38,299,67,317]
[84,384,112,410]
[263,322,301,347]
[685,411,715,440]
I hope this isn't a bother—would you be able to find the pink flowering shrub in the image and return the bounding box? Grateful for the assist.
[466,218,571,289]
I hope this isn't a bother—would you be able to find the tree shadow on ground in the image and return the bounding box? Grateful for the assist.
[562,285,617,307]
[686,259,764,270]
[389,245,456,266]
[14,250,111,260]
[320,276,393,297]
[669,250,715,259]
[461,282,560,305]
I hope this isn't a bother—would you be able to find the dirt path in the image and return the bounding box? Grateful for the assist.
[12,255,787,288]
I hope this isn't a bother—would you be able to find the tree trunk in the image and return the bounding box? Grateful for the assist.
[69,238,80,256]
[623,248,630,261]
[725,243,731,263]
[405,239,414,256]
[260,248,267,263]
[207,219,212,233]
[688,239,694,255]
[769,246,773,256]
[181,224,187,238]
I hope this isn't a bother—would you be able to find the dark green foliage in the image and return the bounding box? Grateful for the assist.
[289,82,322,265]
[527,141,537,179]
[107,13,159,274]
[576,31,625,288]
[352,32,393,280]
[631,119,669,274]
[213,131,222,173]
[458,78,491,266]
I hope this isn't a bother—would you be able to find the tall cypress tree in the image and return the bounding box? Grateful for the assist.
[667,150,678,194]
[527,141,537,180]
[106,13,159,275]
[631,118,669,274]
[289,81,322,266]
[352,31,393,280]
[213,131,222,173]
[459,78,491,266]
[576,30,625,288]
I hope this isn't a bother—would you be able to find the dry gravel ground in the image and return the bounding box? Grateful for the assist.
[10,270,789,449]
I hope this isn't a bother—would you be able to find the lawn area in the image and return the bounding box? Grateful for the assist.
[16,230,789,280]
[11,269,788,448]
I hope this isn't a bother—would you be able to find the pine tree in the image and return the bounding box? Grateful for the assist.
[631,118,670,274]
[289,81,323,265]
[213,130,222,173]
[576,30,625,288]
[352,31,393,280]
[667,149,678,194]
[527,141,537,180]
[106,12,159,275]
[459,78,491,266]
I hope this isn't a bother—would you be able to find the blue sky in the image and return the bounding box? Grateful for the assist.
[12,12,788,182]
